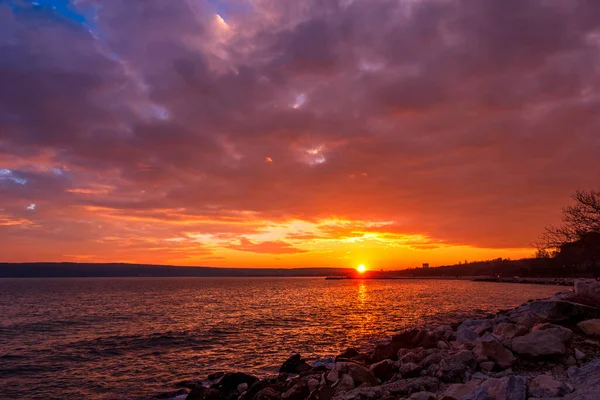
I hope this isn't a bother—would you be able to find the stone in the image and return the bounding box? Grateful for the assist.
[380,376,439,396]
[282,382,310,400]
[441,379,481,400]
[510,330,566,357]
[204,388,224,400]
[280,354,312,373]
[254,387,282,400]
[475,336,516,368]
[391,329,440,350]
[333,374,355,394]
[399,362,421,378]
[480,376,526,400]
[327,362,378,386]
[552,365,565,375]
[578,319,600,337]
[457,327,479,342]
[238,383,249,393]
[371,343,396,362]
[420,352,444,368]
[409,391,438,400]
[439,350,476,383]
[186,386,207,400]
[507,311,539,329]
[492,323,529,341]
[307,379,319,392]
[566,356,577,365]
[369,359,396,382]
[573,279,600,307]
[532,323,574,342]
[527,300,600,323]
[401,351,424,364]
[528,375,573,398]
[479,361,494,371]
[336,348,360,360]
[437,341,449,350]
[473,320,495,336]
[213,372,259,394]
[574,348,586,360]
[561,359,600,400]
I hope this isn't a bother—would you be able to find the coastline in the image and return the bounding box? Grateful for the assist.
[158,279,600,400]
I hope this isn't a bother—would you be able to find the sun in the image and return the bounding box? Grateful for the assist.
[357,264,367,273]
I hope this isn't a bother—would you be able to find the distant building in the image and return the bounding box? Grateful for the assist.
[422,263,429,269]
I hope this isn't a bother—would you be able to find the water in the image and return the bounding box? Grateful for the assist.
[0,277,560,399]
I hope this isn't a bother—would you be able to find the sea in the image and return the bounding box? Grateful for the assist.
[0,277,561,399]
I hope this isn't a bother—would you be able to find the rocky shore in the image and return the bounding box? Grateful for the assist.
[158,280,600,400]
[472,278,575,286]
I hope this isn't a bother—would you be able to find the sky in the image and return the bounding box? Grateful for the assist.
[1,0,600,269]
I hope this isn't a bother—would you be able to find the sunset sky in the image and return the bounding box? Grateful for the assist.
[1,0,600,268]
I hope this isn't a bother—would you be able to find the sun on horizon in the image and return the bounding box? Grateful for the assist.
[356,264,367,273]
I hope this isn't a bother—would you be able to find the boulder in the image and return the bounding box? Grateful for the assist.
[380,376,439,396]
[409,391,438,400]
[437,341,449,350]
[391,329,440,350]
[461,386,494,400]
[399,362,421,378]
[254,387,282,400]
[492,323,529,340]
[578,319,600,337]
[441,379,481,400]
[280,354,311,373]
[336,348,360,360]
[369,359,396,382]
[532,323,574,342]
[213,372,259,394]
[439,350,476,382]
[204,388,224,400]
[420,352,444,368]
[327,362,378,386]
[507,311,539,329]
[333,374,355,394]
[575,348,586,360]
[282,382,310,400]
[475,336,516,368]
[561,359,600,400]
[456,327,479,342]
[510,330,566,357]
[573,279,600,307]
[479,361,494,371]
[400,350,425,364]
[527,300,600,323]
[371,343,396,362]
[186,386,207,400]
[528,375,573,398]
[473,320,495,336]
[480,376,526,400]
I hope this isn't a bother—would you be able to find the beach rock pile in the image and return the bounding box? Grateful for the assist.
[173,279,600,400]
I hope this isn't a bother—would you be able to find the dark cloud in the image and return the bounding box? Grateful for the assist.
[1,0,600,266]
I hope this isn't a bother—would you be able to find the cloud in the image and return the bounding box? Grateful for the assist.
[1,0,600,266]
[229,238,308,254]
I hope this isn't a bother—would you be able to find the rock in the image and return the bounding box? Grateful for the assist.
[461,386,494,400]
[480,376,526,400]
[439,350,476,383]
[311,386,335,400]
[380,376,439,396]
[399,362,421,378]
[336,348,360,360]
[437,341,449,350]
[282,382,310,400]
[391,329,440,350]
[409,391,438,400]
[401,351,425,364]
[561,359,600,400]
[420,352,444,368]
[528,375,573,398]
[527,300,600,323]
[213,372,259,394]
[371,343,396,362]
[566,356,577,365]
[312,357,336,369]
[578,319,600,337]
[254,387,281,400]
[208,372,226,381]
[572,279,600,307]
[473,320,495,336]
[152,389,190,399]
[204,388,224,400]
[441,379,481,400]
[532,323,574,342]
[475,336,515,368]
[307,379,319,392]
[479,361,494,371]
[369,359,396,382]
[492,323,529,340]
[457,327,479,342]
[238,383,249,393]
[507,311,539,329]
[510,330,566,357]
[327,362,378,386]
[574,348,586,360]
[280,354,311,373]
[186,386,207,400]
[333,374,355,394]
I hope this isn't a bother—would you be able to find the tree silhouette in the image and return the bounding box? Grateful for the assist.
[539,189,600,279]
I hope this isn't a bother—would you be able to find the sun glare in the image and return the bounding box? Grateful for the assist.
[357,264,366,273]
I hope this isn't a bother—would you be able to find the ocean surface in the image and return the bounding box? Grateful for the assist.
[0,278,561,399]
